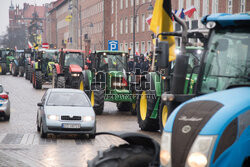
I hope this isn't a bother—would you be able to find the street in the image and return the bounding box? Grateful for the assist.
[0,75,161,167]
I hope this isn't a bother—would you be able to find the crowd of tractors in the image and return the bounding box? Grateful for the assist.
[0,12,249,167]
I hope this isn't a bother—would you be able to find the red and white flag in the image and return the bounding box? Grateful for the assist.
[184,6,196,18]
[146,15,152,25]
[28,41,33,48]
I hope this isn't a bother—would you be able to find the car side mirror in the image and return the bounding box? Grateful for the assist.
[37,102,43,107]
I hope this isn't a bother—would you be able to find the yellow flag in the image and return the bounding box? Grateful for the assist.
[150,0,176,61]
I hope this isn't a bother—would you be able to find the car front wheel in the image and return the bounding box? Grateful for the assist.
[40,122,47,138]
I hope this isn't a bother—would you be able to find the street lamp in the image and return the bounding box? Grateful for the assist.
[133,2,153,59]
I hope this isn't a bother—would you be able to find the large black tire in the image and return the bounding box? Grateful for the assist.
[0,63,7,75]
[40,122,47,138]
[137,90,159,131]
[25,65,29,79]
[30,68,34,83]
[12,64,18,76]
[130,102,137,115]
[88,144,155,167]
[57,76,66,88]
[52,69,57,88]
[4,114,10,121]
[34,71,43,89]
[117,102,131,112]
[90,85,104,115]
[19,66,24,77]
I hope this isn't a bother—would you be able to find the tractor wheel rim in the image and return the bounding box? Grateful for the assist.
[0,66,2,73]
[91,91,95,106]
[80,81,84,91]
[162,105,168,128]
[140,91,147,121]
[132,103,136,110]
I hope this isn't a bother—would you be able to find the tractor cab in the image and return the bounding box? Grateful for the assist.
[0,48,15,75]
[94,51,128,72]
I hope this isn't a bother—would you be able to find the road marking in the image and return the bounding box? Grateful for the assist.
[0,133,7,143]
[1,134,24,144]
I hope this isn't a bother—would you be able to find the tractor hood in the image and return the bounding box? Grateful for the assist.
[69,64,82,73]
[164,87,250,135]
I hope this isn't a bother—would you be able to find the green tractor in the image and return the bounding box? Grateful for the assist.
[0,48,15,75]
[24,49,35,80]
[11,50,26,77]
[79,51,136,115]
[31,49,58,89]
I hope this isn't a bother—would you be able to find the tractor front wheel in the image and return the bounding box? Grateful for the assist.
[90,85,104,115]
[0,63,7,75]
[12,64,18,76]
[34,71,43,89]
[52,69,57,88]
[137,90,159,131]
[87,144,155,167]
[117,102,131,112]
[57,76,65,88]
[19,66,24,77]
[159,101,177,132]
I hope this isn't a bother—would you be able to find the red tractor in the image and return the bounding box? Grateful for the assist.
[52,49,84,88]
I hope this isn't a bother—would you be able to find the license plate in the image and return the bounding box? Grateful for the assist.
[62,123,81,129]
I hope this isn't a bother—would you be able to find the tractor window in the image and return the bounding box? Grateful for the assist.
[44,52,57,61]
[99,54,127,71]
[201,28,250,94]
[65,53,83,67]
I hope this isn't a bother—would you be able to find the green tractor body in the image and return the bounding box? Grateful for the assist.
[32,49,58,89]
[80,50,136,115]
[0,49,15,75]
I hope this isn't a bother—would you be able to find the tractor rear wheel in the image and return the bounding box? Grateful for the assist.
[137,90,159,131]
[30,68,34,83]
[87,144,155,167]
[19,66,24,77]
[34,71,43,89]
[25,65,30,80]
[90,85,104,115]
[0,63,7,75]
[57,76,66,88]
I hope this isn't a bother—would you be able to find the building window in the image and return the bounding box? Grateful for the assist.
[240,0,245,12]
[120,43,123,51]
[125,17,128,34]
[228,0,233,13]
[125,43,128,52]
[125,0,128,8]
[120,0,123,9]
[212,0,218,13]
[141,41,145,54]
[203,0,209,16]
[147,41,151,52]
[111,23,114,37]
[111,0,114,14]
[135,42,139,53]
[130,42,133,53]
[120,19,123,34]
[136,15,139,32]
[142,14,145,32]
[131,0,134,7]
[130,16,134,33]
[136,0,139,5]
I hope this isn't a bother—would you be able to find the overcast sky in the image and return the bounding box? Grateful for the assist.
[0,0,55,35]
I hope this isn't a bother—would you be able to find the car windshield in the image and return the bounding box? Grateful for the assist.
[46,92,90,107]
[99,53,127,71]
[65,53,83,67]
[200,28,250,93]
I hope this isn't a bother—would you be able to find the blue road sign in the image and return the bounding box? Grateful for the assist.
[108,40,118,51]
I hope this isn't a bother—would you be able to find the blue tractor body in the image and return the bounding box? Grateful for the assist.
[163,88,250,167]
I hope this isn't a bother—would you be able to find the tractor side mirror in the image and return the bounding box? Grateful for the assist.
[156,41,170,69]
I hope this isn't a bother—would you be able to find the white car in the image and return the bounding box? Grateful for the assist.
[36,88,96,138]
[0,84,10,121]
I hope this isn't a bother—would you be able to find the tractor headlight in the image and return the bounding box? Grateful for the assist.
[206,21,216,29]
[186,135,217,167]
[113,82,126,87]
[197,50,202,54]
[71,73,80,77]
[160,132,172,167]
[161,93,174,102]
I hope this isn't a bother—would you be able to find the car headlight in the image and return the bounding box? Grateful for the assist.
[160,132,172,167]
[47,115,59,120]
[71,73,80,77]
[186,135,217,167]
[83,116,94,122]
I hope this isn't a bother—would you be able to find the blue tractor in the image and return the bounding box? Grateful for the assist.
[88,13,250,167]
